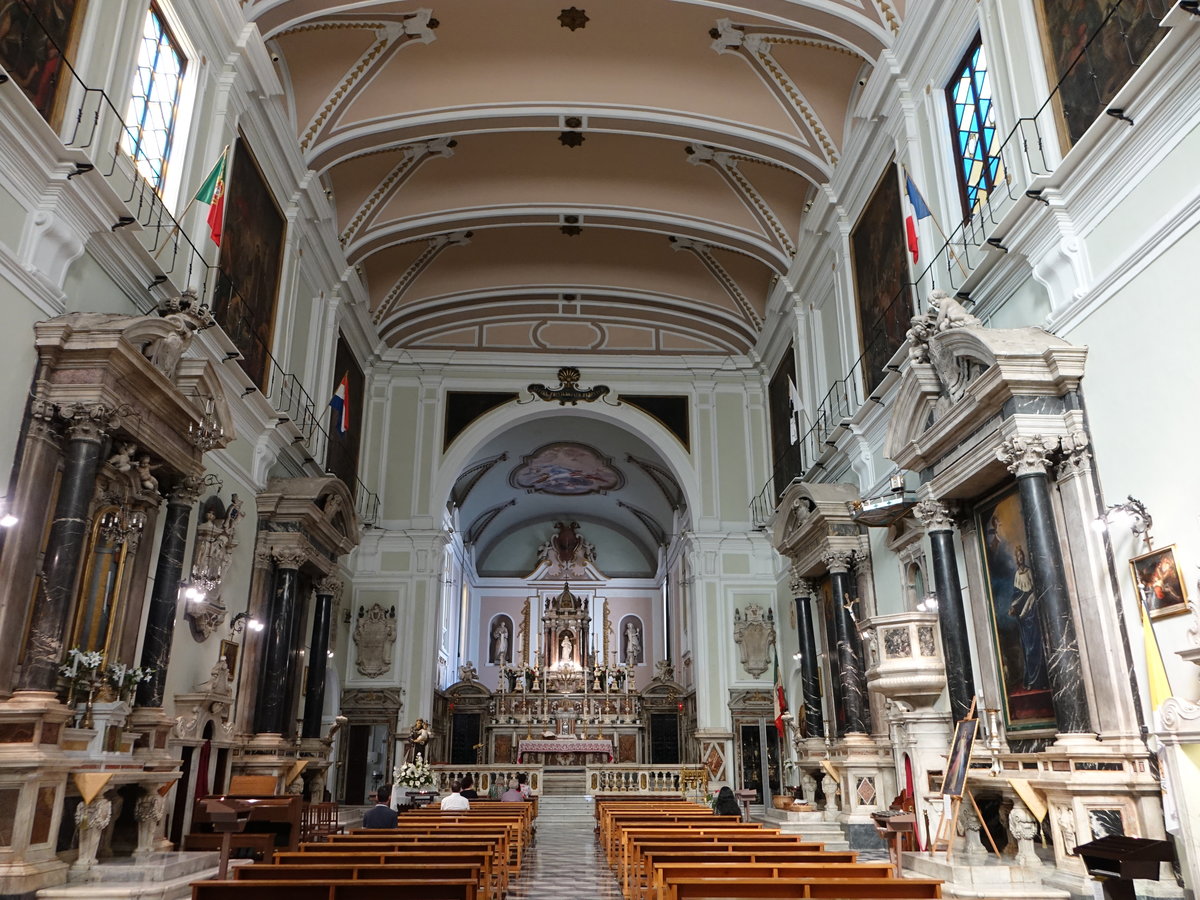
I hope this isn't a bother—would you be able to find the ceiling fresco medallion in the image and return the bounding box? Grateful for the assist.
[509,442,625,495]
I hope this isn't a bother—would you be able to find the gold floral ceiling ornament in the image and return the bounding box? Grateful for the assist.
[527,367,609,405]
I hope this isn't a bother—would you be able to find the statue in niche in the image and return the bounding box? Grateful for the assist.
[623,619,643,665]
[733,603,776,678]
[353,603,396,678]
[560,630,575,663]
[190,495,245,585]
[491,618,510,665]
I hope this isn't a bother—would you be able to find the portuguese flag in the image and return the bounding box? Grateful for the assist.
[196,148,228,246]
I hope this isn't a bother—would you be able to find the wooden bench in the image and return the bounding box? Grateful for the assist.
[308,838,507,894]
[183,832,275,862]
[620,835,827,897]
[618,827,807,893]
[271,850,495,897]
[637,851,863,900]
[663,876,942,899]
[235,863,481,884]
[191,878,475,899]
[649,863,894,900]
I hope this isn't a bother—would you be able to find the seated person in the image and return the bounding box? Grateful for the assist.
[516,772,532,799]
[499,778,524,802]
[362,785,398,828]
[712,785,741,817]
[460,774,479,799]
[441,779,471,811]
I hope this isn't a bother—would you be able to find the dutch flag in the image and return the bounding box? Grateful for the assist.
[330,373,350,437]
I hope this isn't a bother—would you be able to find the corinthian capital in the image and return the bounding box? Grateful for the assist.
[996,435,1055,478]
[912,499,956,532]
[61,402,115,442]
[1056,428,1091,476]
[171,473,205,506]
[822,550,854,574]
[315,576,342,598]
[271,549,307,570]
[790,574,813,597]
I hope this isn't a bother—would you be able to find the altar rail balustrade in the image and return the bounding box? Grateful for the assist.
[0,0,380,526]
[430,765,544,795]
[750,0,1176,527]
[586,765,705,796]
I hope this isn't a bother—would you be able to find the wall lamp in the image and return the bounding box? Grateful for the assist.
[230,611,265,634]
[1092,495,1153,548]
[0,497,17,528]
[916,592,939,613]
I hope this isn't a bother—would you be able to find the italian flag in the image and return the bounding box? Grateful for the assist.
[773,649,787,738]
[196,149,228,246]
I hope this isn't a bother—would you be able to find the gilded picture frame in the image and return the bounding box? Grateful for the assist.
[1129,545,1188,621]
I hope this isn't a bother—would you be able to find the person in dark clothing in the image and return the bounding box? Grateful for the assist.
[460,774,479,799]
[362,785,398,828]
[712,786,741,817]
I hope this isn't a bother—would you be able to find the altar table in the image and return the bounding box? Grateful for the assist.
[517,739,614,764]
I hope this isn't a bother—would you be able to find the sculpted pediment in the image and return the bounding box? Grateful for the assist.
[770,481,865,574]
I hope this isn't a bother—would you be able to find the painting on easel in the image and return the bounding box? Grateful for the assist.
[939,717,978,798]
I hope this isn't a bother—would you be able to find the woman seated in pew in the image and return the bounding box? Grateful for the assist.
[362,785,398,828]
[711,786,741,816]
[499,779,524,802]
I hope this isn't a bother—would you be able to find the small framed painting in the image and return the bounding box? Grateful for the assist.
[1129,545,1188,620]
[219,639,239,679]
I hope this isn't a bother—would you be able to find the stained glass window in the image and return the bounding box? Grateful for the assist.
[946,37,1004,219]
[121,6,186,192]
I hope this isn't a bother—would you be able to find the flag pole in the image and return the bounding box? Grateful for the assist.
[904,165,969,280]
[152,145,229,262]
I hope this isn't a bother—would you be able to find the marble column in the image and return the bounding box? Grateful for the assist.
[998,436,1091,733]
[136,475,202,708]
[791,577,824,738]
[914,499,976,723]
[254,550,306,735]
[302,576,339,739]
[825,551,868,735]
[18,403,112,692]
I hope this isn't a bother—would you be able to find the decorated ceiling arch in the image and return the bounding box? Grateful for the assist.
[251,0,900,355]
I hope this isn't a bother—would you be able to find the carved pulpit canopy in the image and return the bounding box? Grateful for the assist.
[771,481,866,576]
[885,290,1087,500]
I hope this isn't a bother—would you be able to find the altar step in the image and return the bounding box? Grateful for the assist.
[757,808,851,851]
[540,768,587,796]
[536,795,597,830]
[36,851,247,900]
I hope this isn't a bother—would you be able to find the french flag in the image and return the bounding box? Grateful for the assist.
[904,172,931,264]
[329,373,350,437]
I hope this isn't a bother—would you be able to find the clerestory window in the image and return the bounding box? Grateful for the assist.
[945,36,1004,220]
[121,5,186,193]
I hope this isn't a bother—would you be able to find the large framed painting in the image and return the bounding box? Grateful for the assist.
[976,484,1057,733]
[1033,0,1164,149]
[0,0,88,125]
[1129,545,1188,621]
[213,136,286,391]
[850,163,914,395]
[939,717,979,798]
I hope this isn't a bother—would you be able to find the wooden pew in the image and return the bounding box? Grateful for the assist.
[311,837,508,894]
[183,832,275,862]
[662,876,942,899]
[648,863,893,900]
[191,795,305,852]
[235,863,481,893]
[620,834,827,898]
[191,878,475,900]
[637,850,862,900]
[270,850,496,898]
[617,827,805,893]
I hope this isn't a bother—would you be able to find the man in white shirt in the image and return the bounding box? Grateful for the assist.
[440,779,471,811]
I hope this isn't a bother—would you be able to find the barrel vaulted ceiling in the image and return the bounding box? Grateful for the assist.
[250,0,900,355]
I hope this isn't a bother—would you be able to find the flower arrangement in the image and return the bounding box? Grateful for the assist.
[105,663,154,702]
[393,753,433,787]
[59,648,105,726]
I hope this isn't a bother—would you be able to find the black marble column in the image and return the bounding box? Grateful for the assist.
[18,404,111,692]
[916,500,977,724]
[136,477,201,708]
[1016,469,1092,733]
[827,554,868,735]
[254,551,305,735]
[793,585,823,739]
[302,578,338,738]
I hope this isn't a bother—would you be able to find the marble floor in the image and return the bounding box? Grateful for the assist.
[506,797,622,900]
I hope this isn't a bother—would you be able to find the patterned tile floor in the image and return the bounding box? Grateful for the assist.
[506,799,623,900]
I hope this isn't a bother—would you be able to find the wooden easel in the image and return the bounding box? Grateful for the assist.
[926,700,1003,864]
